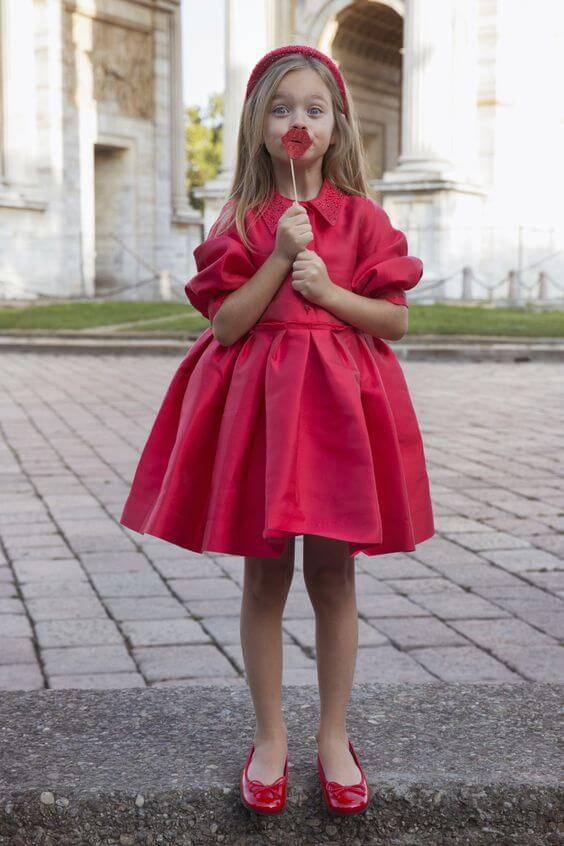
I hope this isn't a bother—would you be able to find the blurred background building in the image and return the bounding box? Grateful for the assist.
[1,0,563,304]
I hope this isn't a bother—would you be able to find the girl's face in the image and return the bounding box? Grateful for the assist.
[263,67,336,168]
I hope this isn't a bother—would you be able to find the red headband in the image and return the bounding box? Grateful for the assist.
[245,45,348,117]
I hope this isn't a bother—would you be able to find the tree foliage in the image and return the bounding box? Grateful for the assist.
[185,92,223,213]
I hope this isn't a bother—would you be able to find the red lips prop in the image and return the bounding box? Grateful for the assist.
[280,127,315,307]
[281,127,313,159]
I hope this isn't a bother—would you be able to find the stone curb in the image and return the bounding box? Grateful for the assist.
[0,683,561,845]
[1,331,564,361]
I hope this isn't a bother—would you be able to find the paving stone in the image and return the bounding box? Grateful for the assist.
[385,577,464,595]
[12,559,86,583]
[499,608,564,640]
[449,618,556,648]
[49,673,147,689]
[443,532,532,551]
[358,557,434,580]
[104,596,189,621]
[79,551,154,575]
[410,591,510,620]
[486,498,561,518]
[69,533,138,554]
[521,570,564,590]
[0,522,61,539]
[473,584,561,605]
[9,544,75,561]
[0,638,37,665]
[90,571,171,598]
[410,645,522,682]
[486,645,564,682]
[133,644,238,682]
[3,534,66,553]
[370,616,467,649]
[182,597,244,618]
[152,558,223,580]
[151,676,247,688]
[26,595,108,621]
[0,662,44,690]
[35,618,124,648]
[358,594,429,618]
[480,548,564,573]
[42,645,137,676]
[0,614,33,638]
[167,577,241,601]
[282,587,318,620]
[20,579,97,600]
[354,645,435,682]
[483,516,554,536]
[434,516,491,533]
[420,560,520,588]
[121,618,210,647]
[522,533,564,556]
[2,356,562,688]
[412,537,487,567]
[0,598,25,614]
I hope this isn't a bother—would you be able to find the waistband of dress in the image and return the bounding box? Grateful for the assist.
[250,320,358,332]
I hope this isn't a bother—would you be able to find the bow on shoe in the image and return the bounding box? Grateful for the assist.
[248,778,284,801]
[325,781,366,800]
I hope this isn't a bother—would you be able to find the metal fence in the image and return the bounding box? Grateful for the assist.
[0,227,563,306]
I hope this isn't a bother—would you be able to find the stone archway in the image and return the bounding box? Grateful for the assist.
[298,1,405,201]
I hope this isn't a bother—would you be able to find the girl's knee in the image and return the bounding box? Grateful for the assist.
[302,535,355,602]
[243,538,295,601]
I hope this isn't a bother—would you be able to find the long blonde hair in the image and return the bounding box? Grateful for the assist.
[209,53,372,251]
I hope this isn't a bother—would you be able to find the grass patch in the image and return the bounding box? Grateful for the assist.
[0,300,563,337]
[0,301,186,331]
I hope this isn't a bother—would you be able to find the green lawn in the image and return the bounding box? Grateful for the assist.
[0,300,563,337]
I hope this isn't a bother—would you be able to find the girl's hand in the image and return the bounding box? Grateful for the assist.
[274,203,314,262]
[291,248,335,307]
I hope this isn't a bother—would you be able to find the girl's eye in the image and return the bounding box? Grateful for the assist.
[273,106,322,115]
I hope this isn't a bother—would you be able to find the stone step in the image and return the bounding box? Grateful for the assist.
[1,332,563,361]
[0,682,561,845]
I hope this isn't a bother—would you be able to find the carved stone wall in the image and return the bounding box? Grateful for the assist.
[92,19,154,119]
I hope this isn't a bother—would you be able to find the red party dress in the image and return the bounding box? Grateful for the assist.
[119,177,435,559]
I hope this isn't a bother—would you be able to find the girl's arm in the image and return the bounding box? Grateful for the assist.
[213,248,292,346]
[321,286,408,342]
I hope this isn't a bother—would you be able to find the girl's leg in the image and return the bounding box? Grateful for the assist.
[302,534,362,784]
[240,536,295,783]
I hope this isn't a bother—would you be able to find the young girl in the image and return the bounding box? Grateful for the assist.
[120,44,434,815]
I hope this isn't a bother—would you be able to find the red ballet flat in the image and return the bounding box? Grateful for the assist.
[240,742,288,814]
[317,739,371,815]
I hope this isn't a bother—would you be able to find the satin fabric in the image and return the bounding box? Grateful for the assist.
[119,178,435,558]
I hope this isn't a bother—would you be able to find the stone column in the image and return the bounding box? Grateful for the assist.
[385,0,479,185]
[380,0,484,303]
[170,0,194,223]
[197,0,275,233]
[0,0,38,187]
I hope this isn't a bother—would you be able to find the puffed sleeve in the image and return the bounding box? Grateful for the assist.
[350,200,423,307]
[185,220,256,324]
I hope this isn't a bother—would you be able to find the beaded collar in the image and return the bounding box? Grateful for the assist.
[260,177,347,234]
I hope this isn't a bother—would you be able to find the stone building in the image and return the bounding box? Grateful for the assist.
[0,0,199,301]
[1,0,563,304]
[201,0,564,305]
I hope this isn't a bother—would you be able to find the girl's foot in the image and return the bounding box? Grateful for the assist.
[315,732,363,784]
[247,735,288,784]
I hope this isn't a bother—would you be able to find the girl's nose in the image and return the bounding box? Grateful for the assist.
[291,121,307,129]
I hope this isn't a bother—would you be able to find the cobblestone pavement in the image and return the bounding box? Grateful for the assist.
[0,353,562,690]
